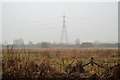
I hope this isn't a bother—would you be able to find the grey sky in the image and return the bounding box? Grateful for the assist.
[0,3,2,44]
[2,2,118,44]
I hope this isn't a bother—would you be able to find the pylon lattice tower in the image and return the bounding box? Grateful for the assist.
[60,15,69,44]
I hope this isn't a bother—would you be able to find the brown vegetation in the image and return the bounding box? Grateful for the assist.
[1,48,120,80]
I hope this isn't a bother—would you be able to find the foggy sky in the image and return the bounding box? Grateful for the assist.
[1,2,118,44]
[0,3,2,44]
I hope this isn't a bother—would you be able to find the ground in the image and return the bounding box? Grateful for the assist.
[1,48,120,79]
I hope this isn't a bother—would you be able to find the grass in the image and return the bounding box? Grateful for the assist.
[2,48,120,79]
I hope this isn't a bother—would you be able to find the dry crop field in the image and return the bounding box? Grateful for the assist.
[1,47,120,80]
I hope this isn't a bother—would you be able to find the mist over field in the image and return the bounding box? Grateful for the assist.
[1,1,120,80]
[2,2,118,44]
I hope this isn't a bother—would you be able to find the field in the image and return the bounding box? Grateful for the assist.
[1,48,120,80]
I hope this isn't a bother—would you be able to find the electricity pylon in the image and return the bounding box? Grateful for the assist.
[60,14,69,44]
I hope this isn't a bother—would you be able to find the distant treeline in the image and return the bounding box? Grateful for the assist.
[1,42,119,49]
